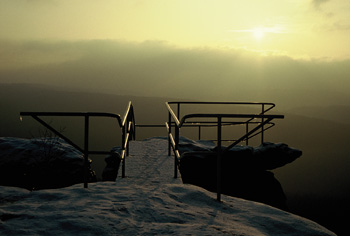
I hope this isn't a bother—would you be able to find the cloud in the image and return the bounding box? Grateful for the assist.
[312,0,330,9]
[323,22,350,32]
[26,0,57,5]
[0,40,349,107]
[228,26,286,34]
[0,40,83,70]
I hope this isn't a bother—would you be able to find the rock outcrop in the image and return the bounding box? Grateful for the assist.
[0,137,96,190]
[102,147,122,181]
[178,137,302,210]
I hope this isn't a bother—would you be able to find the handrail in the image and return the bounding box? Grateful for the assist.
[20,111,123,126]
[166,101,284,201]
[122,101,134,127]
[179,113,283,126]
[165,102,181,126]
[120,102,136,177]
[167,101,276,126]
[20,101,136,188]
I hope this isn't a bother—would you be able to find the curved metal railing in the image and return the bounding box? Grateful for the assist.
[166,101,284,201]
[20,101,136,188]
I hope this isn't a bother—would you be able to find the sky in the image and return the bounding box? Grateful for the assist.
[0,0,349,59]
[0,0,349,105]
[0,3,348,233]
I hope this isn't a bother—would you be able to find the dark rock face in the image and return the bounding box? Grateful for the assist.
[0,137,96,190]
[102,147,122,181]
[178,139,302,210]
[252,142,302,170]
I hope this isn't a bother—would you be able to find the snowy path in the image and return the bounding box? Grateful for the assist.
[0,137,336,236]
[120,137,181,187]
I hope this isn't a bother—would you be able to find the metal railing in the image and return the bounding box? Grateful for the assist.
[20,101,136,188]
[166,101,284,201]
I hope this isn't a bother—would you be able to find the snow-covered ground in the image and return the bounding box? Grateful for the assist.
[0,137,336,235]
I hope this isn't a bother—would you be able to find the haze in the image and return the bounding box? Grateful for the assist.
[0,1,349,235]
[1,0,349,105]
[1,0,349,58]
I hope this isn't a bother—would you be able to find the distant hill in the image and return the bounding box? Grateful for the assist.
[286,105,350,125]
[0,83,348,235]
[0,83,172,142]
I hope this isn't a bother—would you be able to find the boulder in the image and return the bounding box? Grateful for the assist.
[102,147,122,181]
[178,138,302,171]
[0,137,96,190]
[252,142,302,170]
[178,136,215,154]
[178,138,302,210]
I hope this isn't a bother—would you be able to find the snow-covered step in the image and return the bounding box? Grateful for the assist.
[0,137,336,235]
[119,137,181,186]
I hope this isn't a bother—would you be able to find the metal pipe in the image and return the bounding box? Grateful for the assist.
[198,125,201,140]
[167,101,275,106]
[168,112,172,156]
[217,117,222,202]
[20,107,134,186]
[127,121,132,156]
[122,101,132,127]
[84,115,89,188]
[261,104,265,144]
[179,113,283,127]
[122,123,126,178]
[165,101,284,203]
[31,115,83,153]
[165,103,181,126]
[246,122,249,146]
[224,117,274,152]
[174,124,179,179]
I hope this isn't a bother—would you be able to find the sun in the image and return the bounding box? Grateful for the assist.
[252,27,265,40]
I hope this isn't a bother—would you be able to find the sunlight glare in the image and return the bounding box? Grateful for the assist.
[252,27,264,40]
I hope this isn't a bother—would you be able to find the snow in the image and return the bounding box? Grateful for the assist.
[177,136,302,170]
[0,137,336,235]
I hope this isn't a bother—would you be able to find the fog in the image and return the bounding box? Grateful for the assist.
[0,40,349,235]
[1,40,349,107]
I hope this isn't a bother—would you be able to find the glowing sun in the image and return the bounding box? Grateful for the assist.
[252,27,265,40]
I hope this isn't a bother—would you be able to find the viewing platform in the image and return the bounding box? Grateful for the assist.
[117,137,181,187]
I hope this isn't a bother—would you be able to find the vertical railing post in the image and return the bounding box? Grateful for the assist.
[83,115,89,188]
[126,121,130,157]
[261,104,265,144]
[126,136,129,157]
[133,105,136,140]
[174,124,179,179]
[217,116,222,202]
[131,109,136,141]
[198,125,201,140]
[122,123,126,178]
[245,122,249,146]
[168,112,172,156]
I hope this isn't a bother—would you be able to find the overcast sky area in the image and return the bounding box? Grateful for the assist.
[1,0,349,58]
[1,2,349,234]
[0,0,349,105]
